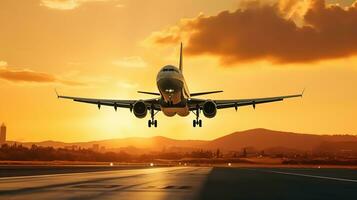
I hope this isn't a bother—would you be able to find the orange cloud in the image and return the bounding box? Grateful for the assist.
[0,61,7,67]
[112,56,148,68]
[40,0,117,10]
[0,67,84,86]
[150,0,357,64]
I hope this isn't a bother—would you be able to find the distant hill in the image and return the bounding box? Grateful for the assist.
[203,128,357,151]
[7,128,357,153]
[315,141,357,153]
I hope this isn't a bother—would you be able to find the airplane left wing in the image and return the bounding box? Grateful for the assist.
[56,91,161,111]
[188,90,304,110]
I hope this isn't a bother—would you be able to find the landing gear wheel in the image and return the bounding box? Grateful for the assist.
[148,105,158,128]
[193,105,203,128]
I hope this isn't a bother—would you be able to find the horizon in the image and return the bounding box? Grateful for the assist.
[1,0,357,142]
[7,128,357,143]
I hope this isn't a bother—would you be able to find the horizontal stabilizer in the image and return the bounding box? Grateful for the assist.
[137,91,160,96]
[190,90,223,97]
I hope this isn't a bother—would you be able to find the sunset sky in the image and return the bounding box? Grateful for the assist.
[1,0,357,142]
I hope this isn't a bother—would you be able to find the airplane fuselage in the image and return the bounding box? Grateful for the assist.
[156,65,190,117]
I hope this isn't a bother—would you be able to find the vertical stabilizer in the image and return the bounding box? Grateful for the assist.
[179,42,183,73]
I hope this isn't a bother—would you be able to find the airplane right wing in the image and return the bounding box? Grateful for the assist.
[188,90,304,110]
[190,90,223,97]
[214,93,303,109]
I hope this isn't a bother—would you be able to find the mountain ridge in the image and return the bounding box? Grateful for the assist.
[6,128,357,152]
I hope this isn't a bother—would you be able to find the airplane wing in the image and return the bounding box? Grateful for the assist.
[188,90,304,110]
[56,91,161,111]
[190,90,223,97]
[137,91,160,96]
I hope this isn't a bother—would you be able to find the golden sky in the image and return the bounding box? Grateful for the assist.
[1,0,357,142]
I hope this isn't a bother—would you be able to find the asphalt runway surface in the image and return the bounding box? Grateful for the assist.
[0,165,160,178]
[0,166,356,200]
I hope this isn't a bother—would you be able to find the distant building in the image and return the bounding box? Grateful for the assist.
[92,144,99,151]
[64,145,78,151]
[100,146,106,152]
[0,123,6,144]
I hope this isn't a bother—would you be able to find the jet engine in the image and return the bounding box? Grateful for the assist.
[202,100,217,118]
[133,101,147,118]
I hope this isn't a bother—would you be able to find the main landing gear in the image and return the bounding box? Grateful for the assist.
[193,119,202,127]
[192,105,202,127]
[148,106,158,128]
[148,119,157,128]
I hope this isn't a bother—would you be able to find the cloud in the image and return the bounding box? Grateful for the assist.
[40,0,117,10]
[149,0,357,64]
[0,61,7,67]
[0,67,84,86]
[116,81,138,89]
[112,56,147,68]
[115,4,124,8]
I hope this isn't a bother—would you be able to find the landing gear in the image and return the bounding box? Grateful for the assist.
[148,105,158,128]
[193,119,202,127]
[148,119,157,127]
[192,105,203,127]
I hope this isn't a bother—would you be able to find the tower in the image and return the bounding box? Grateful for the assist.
[0,123,6,144]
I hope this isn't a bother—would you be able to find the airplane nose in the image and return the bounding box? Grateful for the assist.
[158,78,182,93]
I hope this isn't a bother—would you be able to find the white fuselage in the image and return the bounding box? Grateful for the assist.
[156,65,190,117]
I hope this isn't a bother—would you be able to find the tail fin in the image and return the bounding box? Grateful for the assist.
[179,42,183,73]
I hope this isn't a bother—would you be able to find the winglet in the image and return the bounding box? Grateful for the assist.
[179,42,183,73]
[55,88,59,98]
[301,88,306,97]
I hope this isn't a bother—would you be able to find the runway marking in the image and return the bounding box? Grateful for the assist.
[0,167,182,181]
[0,169,148,181]
[262,170,357,183]
[0,170,112,181]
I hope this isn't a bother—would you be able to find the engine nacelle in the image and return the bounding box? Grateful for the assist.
[202,100,217,118]
[133,101,147,118]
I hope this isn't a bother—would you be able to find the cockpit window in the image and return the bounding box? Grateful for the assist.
[162,68,179,73]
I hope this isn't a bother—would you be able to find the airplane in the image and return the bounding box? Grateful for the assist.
[56,43,304,128]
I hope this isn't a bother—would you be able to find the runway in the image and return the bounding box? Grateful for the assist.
[0,166,210,200]
[0,166,356,200]
[201,167,357,200]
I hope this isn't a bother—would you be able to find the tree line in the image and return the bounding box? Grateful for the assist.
[0,144,131,162]
[0,143,223,162]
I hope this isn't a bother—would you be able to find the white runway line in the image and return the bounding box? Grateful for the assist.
[0,171,111,181]
[0,167,177,181]
[263,170,357,183]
